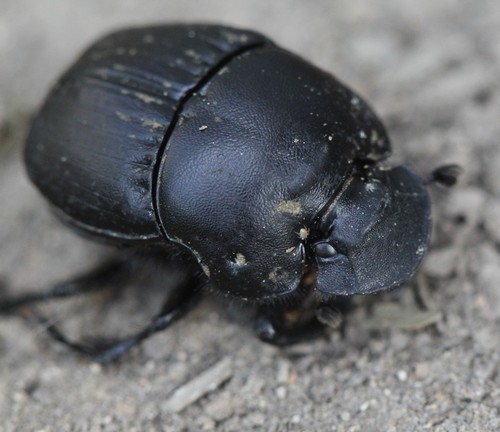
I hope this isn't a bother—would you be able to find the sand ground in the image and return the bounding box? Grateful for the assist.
[1,1,499,430]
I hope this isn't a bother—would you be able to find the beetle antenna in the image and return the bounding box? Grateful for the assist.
[427,164,461,187]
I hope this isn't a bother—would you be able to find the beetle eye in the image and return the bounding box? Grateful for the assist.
[313,241,337,260]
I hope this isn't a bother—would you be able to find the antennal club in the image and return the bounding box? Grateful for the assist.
[428,164,462,187]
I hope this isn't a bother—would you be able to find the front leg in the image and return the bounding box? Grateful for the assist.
[254,304,326,346]
[254,300,349,346]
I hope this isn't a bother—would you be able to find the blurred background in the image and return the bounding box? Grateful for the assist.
[1,1,499,431]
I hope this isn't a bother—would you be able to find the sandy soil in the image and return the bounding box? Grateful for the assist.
[1,1,499,430]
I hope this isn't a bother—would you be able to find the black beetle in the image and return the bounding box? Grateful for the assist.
[0,24,458,362]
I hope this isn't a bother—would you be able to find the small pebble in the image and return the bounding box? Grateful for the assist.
[163,357,233,413]
[397,370,408,382]
[483,199,500,243]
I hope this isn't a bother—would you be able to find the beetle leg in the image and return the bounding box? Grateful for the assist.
[40,272,205,363]
[254,296,354,346]
[0,258,129,313]
[254,305,326,346]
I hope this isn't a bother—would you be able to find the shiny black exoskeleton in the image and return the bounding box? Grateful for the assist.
[0,25,458,362]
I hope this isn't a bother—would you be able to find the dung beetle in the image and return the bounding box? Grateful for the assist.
[0,24,459,362]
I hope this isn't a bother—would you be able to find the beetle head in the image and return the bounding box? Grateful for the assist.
[310,165,431,296]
